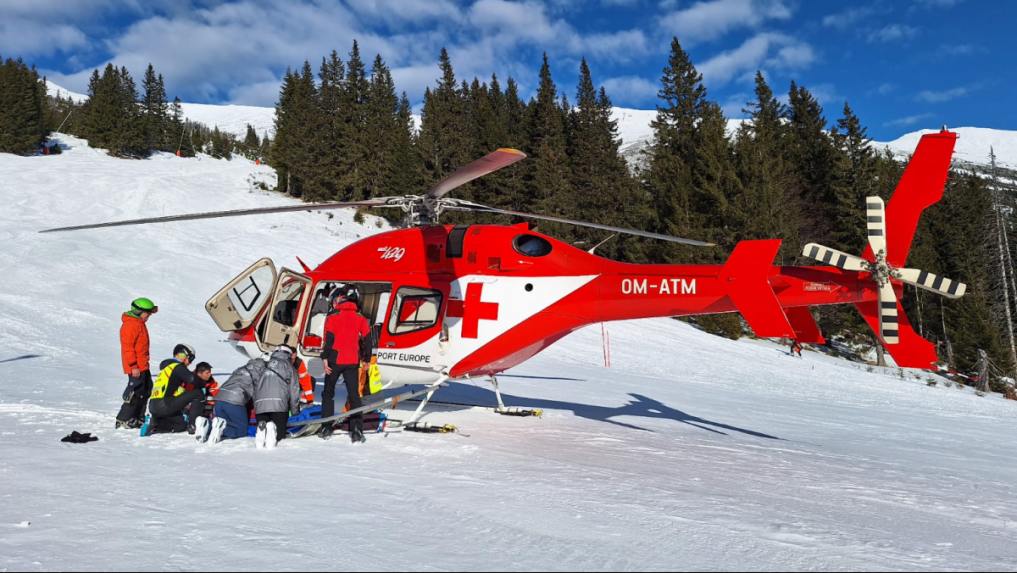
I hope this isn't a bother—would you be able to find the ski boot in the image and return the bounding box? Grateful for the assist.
[265,422,278,450]
[116,418,142,430]
[255,420,268,449]
[318,423,335,441]
[193,417,211,444]
[208,418,227,445]
[350,428,366,444]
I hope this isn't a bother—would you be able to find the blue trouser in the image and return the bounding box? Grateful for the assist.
[214,401,250,440]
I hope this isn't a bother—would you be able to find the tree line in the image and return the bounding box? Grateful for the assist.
[0,41,1011,381]
[0,59,265,159]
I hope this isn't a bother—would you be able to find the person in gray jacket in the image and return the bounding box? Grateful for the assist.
[252,345,302,449]
[208,355,269,444]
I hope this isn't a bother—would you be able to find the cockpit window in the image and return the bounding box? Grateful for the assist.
[512,234,553,257]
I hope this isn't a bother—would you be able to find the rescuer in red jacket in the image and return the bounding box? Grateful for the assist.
[319,288,370,443]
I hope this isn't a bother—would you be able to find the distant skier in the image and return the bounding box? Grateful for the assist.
[209,354,269,444]
[116,297,158,430]
[252,345,302,450]
[790,340,804,358]
[319,288,371,443]
[145,344,211,436]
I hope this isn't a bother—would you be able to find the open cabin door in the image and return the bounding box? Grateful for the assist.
[206,258,277,332]
[259,269,313,352]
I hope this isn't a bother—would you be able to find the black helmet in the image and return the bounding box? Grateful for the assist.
[344,288,359,304]
[329,286,359,305]
[173,344,196,363]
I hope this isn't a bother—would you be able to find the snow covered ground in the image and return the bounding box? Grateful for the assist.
[1,135,1016,571]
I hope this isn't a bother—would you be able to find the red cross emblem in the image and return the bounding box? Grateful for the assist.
[446,283,499,339]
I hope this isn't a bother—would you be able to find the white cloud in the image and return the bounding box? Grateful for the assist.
[698,33,815,87]
[876,83,896,95]
[822,7,877,30]
[583,30,649,63]
[0,18,89,57]
[916,86,969,103]
[884,113,934,127]
[658,0,793,44]
[602,75,659,103]
[867,24,919,43]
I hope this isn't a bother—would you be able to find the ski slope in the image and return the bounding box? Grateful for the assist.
[1,136,1016,571]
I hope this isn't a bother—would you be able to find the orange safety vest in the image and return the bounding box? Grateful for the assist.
[297,360,314,403]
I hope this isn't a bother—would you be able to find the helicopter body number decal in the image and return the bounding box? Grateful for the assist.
[378,247,406,262]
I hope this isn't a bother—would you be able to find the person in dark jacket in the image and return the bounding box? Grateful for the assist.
[252,346,302,449]
[145,344,209,436]
[209,354,269,443]
[319,288,371,443]
[116,298,158,429]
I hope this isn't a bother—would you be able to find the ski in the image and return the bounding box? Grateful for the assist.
[286,383,448,438]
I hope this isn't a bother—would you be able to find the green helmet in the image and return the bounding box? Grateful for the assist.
[131,298,158,315]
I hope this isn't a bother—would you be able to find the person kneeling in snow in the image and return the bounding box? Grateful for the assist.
[252,345,302,449]
[209,354,269,444]
[146,344,211,436]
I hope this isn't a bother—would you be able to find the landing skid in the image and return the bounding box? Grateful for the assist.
[490,376,543,418]
[287,378,449,438]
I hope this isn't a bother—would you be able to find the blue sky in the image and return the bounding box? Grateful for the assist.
[1,0,1011,140]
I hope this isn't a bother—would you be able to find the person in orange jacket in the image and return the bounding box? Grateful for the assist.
[116,298,158,429]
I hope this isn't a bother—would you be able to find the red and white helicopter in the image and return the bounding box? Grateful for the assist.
[45,130,965,425]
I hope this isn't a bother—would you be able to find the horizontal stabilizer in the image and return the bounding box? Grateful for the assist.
[718,240,796,338]
[855,301,938,369]
[785,307,825,344]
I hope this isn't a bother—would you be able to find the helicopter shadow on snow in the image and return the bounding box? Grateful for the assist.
[413,383,782,440]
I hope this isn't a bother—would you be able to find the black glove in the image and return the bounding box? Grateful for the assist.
[61,431,99,443]
[122,377,142,402]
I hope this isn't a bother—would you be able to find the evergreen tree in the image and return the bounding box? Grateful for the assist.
[312,50,346,201]
[141,64,168,152]
[0,57,48,154]
[525,53,572,236]
[417,48,474,201]
[785,81,837,246]
[364,53,401,199]
[733,71,799,262]
[830,101,877,254]
[336,41,371,201]
[243,123,260,155]
[271,62,318,197]
[565,58,648,261]
[384,92,419,194]
[645,38,737,263]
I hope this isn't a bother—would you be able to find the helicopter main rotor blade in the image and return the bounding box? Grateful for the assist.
[39,198,401,234]
[425,148,526,201]
[457,203,715,247]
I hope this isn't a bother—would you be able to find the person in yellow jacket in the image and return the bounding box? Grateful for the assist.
[145,344,211,436]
